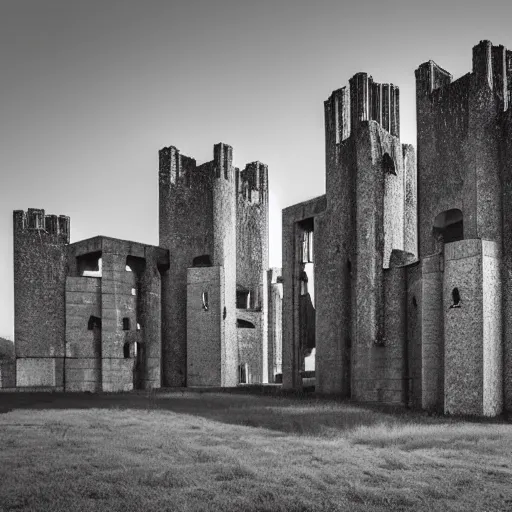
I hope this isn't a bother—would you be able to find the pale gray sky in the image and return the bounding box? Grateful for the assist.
[1,0,511,339]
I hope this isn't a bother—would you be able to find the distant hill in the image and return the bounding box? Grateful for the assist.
[0,337,14,359]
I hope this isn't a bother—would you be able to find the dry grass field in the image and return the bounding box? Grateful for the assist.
[0,389,511,511]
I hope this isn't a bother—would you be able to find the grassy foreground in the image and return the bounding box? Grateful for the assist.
[0,390,511,511]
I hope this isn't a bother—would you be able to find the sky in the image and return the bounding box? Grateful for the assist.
[1,0,511,339]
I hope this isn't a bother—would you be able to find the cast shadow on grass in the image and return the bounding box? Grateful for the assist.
[2,387,505,436]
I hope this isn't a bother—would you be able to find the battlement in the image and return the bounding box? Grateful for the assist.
[416,40,512,110]
[13,209,70,242]
[236,161,268,204]
[213,143,233,180]
[159,143,237,191]
[325,72,400,143]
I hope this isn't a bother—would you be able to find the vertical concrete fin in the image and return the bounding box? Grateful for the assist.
[382,84,390,133]
[492,44,508,110]
[45,215,58,235]
[349,72,370,129]
[214,143,233,181]
[415,60,452,96]
[159,146,180,186]
[473,40,493,90]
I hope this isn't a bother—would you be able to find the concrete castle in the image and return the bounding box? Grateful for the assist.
[283,40,512,417]
[3,143,275,392]
[3,40,512,419]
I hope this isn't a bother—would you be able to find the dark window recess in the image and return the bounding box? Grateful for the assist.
[450,288,461,308]
[223,307,227,320]
[123,317,131,330]
[236,290,250,309]
[88,315,101,330]
[434,209,463,244]
[412,296,418,308]
[239,364,247,384]
[202,292,209,311]
[237,319,255,329]
[77,251,102,276]
[126,255,146,274]
[123,342,130,358]
[192,255,212,267]
[299,217,314,263]
[382,153,396,174]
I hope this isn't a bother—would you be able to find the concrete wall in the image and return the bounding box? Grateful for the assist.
[13,209,70,359]
[236,161,269,384]
[237,310,263,384]
[140,247,163,389]
[159,146,214,386]
[406,263,423,407]
[16,358,64,388]
[482,242,502,416]
[187,266,222,386]
[101,249,137,392]
[0,361,16,388]
[420,254,444,411]
[443,239,502,416]
[13,209,70,388]
[212,144,238,387]
[501,108,512,413]
[282,195,327,390]
[65,277,102,392]
[267,268,283,382]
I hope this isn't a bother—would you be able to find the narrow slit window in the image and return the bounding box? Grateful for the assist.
[450,288,461,308]
[123,317,131,330]
[123,342,130,358]
[202,291,209,311]
[382,152,396,174]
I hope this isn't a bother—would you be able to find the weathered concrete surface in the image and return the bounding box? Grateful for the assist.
[16,358,64,388]
[267,268,283,383]
[237,310,263,384]
[13,209,70,360]
[282,195,327,391]
[187,266,223,386]
[65,277,102,392]
[443,240,502,417]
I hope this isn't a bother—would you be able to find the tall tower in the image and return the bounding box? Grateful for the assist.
[13,208,70,388]
[159,143,237,387]
[236,161,269,383]
[415,40,507,415]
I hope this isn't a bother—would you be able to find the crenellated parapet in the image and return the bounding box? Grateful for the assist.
[325,72,400,144]
[158,143,236,194]
[416,40,512,112]
[13,208,70,243]
[236,161,268,205]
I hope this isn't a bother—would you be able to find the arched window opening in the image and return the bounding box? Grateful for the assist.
[433,209,463,244]
[237,319,255,329]
[192,255,212,267]
[450,287,461,309]
[382,153,396,175]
